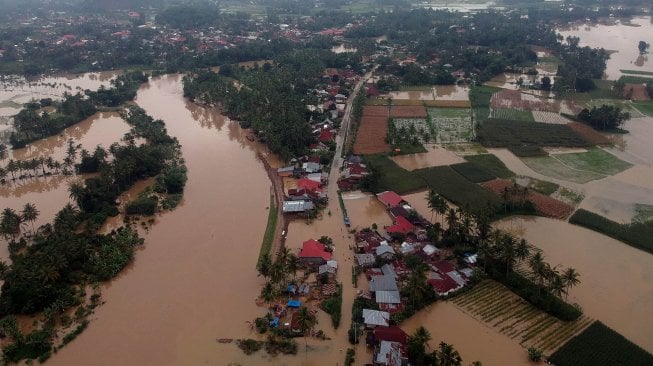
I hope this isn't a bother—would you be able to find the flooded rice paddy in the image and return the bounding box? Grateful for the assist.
[390,145,466,171]
[385,85,470,101]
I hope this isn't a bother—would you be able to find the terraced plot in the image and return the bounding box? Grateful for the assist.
[452,280,592,353]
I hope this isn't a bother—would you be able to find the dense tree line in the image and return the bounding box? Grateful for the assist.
[554,37,610,92]
[578,104,630,131]
[85,71,148,107]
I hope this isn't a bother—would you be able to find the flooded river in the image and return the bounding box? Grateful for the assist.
[495,216,653,353]
[557,17,653,80]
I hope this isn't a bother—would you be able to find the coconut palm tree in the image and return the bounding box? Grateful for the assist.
[0,167,6,183]
[286,253,299,281]
[528,252,546,296]
[68,182,85,206]
[499,234,516,275]
[548,272,567,299]
[427,190,438,222]
[261,281,275,312]
[21,203,39,234]
[561,267,580,300]
[257,252,272,279]
[445,208,458,238]
[515,239,530,263]
[407,326,434,365]
[295,306,317,353]
[0,208,21,240]
[437,341,463,366]
[6,159,17,181]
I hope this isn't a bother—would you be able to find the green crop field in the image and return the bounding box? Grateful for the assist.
[477,119,591,148]
[364,154,426,194]
[464,154,515,179]
[620,69,653,76]
[490,108,535,122]
[550,321,653,366]
[521,156,605,184]
[633,101,653,117]
[415,165,499,211]
[450,162,496,183]
[427,107,473,143]
[553,148,632,176]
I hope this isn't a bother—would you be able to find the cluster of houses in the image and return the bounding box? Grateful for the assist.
[337,155,369,191]
[279,155,330,215]
[345,190,478,365]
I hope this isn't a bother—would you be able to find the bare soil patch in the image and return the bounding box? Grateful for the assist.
[389,105,428,118]
[567,122,611,145]
[363,105,389,117]
[623,83,650,101]
[353,115,390,155]
[483,178,574,219]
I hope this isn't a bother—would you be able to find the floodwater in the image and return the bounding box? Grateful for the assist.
[0,112,132,261]
[401,301,527,365]
[495,216,653,353]
[390,145,466,171]
[385,86,469,101]
[0,71,119,106]
[331,44,358,54]
[557,17,653,80]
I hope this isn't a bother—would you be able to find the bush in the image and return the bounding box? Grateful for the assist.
[2,329,53,363]
[238,339,263,355]
[125,196,158,216]
[320,284,342,328]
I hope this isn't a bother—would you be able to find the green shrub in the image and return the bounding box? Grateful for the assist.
[125,196,158,216]
[320,284,342,328]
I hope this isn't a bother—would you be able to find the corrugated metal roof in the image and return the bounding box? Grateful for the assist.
[369,274,398,292]
[375,290,401,304]
[363,309,390,327]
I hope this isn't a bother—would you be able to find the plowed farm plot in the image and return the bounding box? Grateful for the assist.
[390,105,428,118]
[353,115,390,155]
[363,106,390,117]
[452,280,593,353]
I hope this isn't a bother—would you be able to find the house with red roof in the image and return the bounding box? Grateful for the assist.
[318,128,334,143]
[297,178,321,191]
[376,191,405,208]
[372,326,408,346]
[385,216,414,235]
[298,239,332,266]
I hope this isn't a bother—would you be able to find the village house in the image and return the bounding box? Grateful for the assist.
[375,340,406,366]
[375,244,396,261]
[385,216,414,236]
[362,309,390,328]
[376,191,406,208]
[298,239,332,266]
[282,200,314,214]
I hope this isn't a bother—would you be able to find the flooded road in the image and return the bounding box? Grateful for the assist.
[557,17,653,80]
[495,216,653,353]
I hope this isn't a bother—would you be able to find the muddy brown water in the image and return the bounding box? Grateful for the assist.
[557,17,653,80]
[384,85,470,101]
[390,145,466,171]
[401,301,528,365]
[495,216,653,353]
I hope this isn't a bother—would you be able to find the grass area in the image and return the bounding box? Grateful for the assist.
[477,119,591,148]
[516,176,560,196]
[464,154,515,178]
[0,100,22,109]
[257,194,278,266]
[414,165,499,212]
[445,143,488,154]
[450,162,496,183]
[553,148,632,176]
[321,283,343,328]
[521,156,605,184]
[452,280,591,352]
[566,80,622,101]
[585,99,643,117]
[428,107,471,118]
[633,204,653,224]
[618,75,653,84]
[549,321,653,366]
[470,85,499,123]
[633,100,653,117]
[490,108,536,122]
[538,56,561,64]
[364,154,427,194]
[620,69,653,76]
[569,209,653,254]
[557,187,585,205]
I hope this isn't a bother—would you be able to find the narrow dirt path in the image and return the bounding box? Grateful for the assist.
[258,152,288,260]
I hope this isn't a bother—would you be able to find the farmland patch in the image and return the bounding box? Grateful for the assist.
[428,107,474,143]
[452,280,593,353]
